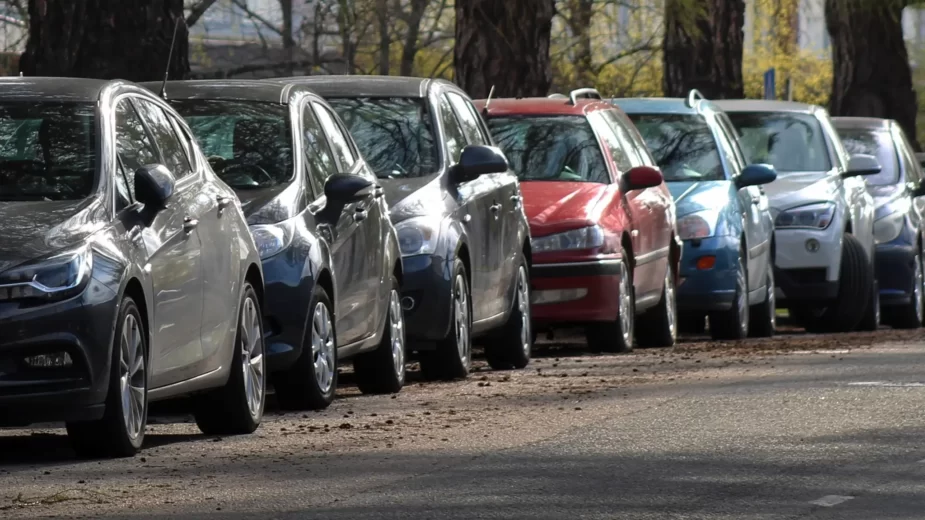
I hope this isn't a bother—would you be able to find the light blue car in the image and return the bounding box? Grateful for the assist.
[614,91,778,339]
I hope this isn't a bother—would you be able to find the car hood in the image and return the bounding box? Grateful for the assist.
[237,183,305,226]
[386,175,448,222]
[667,181,731,215]
[520,181,606,236]
[0,198,108,272]
[867,184,906,219]
[759,171,839,211]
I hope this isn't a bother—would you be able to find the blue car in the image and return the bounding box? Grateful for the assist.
[614,91,778,339]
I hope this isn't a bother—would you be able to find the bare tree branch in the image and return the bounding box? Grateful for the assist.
[229,0,283,36]
[186,0,219,27]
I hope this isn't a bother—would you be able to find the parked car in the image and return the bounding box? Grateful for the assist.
[270,75,533,378]
[715,100,881,332]
[615,90,778,340]
[149,79,405,410]
[476,88,681,352]
[0,78,267,457]
[833,117,925,328]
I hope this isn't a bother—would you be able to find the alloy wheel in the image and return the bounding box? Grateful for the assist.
[516,266,531,356]
[240,297,264,419]
[767,266,777,329]
[119,313,146,441]
[388,289,406,381]
[311,302,336,394]
[915,254,923,324]
[737,258,749,334]
[453,274,470,367]
[664,267,677,340]
[618,261,633,346]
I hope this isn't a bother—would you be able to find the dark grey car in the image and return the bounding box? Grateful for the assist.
[0,78,267,457]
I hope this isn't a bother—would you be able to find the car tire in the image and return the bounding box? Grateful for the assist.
[748,261,776,338]
[275,285,337,410]
[354,274,406,394]
[857,279,880,331]
[796,233,872,333]
[887,252,924,329]
[586,249,634,353]
[485,257,532,370]
[635,262,678,348]
[194,283,266,435]
[710,253,749,340]
[420,259,472,381]
[67,297,148,458]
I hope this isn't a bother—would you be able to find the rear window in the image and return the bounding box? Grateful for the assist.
[836,128,899,186]
[486,116,609,183]
[726,111,832,173]
[628,113,725,181]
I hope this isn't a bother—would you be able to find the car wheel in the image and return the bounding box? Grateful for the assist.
[355,274,406,394]
[799,233,872,333]
[888,252,924,329]
[194,282,266,434]
[635,262,677,348]
[710,253,749,340]
[67,297,147,458]
[586,249,634,353]
[486,257,532,370]
[420,259,471,381]
[748,261,776,338]
[857,278,880,331]
[275,285,337,410]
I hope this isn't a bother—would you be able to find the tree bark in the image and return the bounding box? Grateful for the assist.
[280,0,295,76]
[20,0,189,82]
[399,0,428,77]
[377,0,390,75]
[563,0,594,87]
[454,0,555,99]
[826,0,919,150]
[663,0,745,99]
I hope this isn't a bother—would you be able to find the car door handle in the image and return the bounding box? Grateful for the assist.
[750,196,760,204]
[373,186,384,198]
[217,195,232,209]
[354,208,368,222]
[510,195,522,209]
[490,203,503,212]
[183,216,198,233]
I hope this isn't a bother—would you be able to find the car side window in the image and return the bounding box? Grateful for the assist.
[169,117,197,172]
[716,114,749,170]
[894,128,922,184]
[301,103,340,196]
[589,112,633,174]
[446,92,489,146]
[313,103,357,172]
[133,99,194,179]
[604,110,646,166]
[711,115,742,176]
[437,94,467,164]
[114,157,133,211]
[114,98,159,200]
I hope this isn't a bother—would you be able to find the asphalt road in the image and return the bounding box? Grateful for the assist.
[2,328,924,519]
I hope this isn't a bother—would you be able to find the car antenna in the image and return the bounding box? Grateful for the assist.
[160,17,182,100]
[481,85,495,117]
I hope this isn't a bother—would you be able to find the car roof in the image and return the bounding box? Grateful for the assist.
[712,99,820,114]
[831,116,894,131]
[473,97,617,117]
[139,79,298,104]
[0,76,115,101]
[612,96,728,118]
[269,75,449,99]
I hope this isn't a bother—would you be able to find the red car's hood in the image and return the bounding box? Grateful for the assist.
[520,181,607,236]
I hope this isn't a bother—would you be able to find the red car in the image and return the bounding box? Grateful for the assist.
[475,89,680,352]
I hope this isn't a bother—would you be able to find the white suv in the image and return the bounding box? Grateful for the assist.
[716,100,881,332]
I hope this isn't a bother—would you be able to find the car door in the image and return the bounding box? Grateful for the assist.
[436,92,498,321]
[445,91,512,317]
[116,96,205,389]
[895,127,925,238]
[311,101,382,346]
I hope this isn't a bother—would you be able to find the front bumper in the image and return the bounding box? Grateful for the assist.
[530,259,623,324]
[261,248,315,373]
[676,236,739,312]
[400,254,453,343]
[0,278,120,426]
[772,226,841,303]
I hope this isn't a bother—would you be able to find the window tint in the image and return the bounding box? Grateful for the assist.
[302,104,339,195]
[897,129,922,183]
[726,111,832,173]
[115,99,159,199]
[487,115,609,184]
[438,94,467,164]
[133,99,193,179]
[313,104,357,171]
[114,159,132,210]
[712,117,741,176]
[836,128,899,186]
[589,112,632,173]
[715,114,748,170]
[629,113,725,181]
[447,92,488,146]
[170,117,196,171]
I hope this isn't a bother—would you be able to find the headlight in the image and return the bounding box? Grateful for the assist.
[0,245,93,301]
[677,211,718,240]
[250,220,295,260]
[774,202,836,229]
[395,217,440,256]
[873,211,904,244]
[532,226,604,252]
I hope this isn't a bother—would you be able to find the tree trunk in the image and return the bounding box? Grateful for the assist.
[20,0,189,82]
[564,0,594,87]
[826,0,919,150]
[279,0,294,76]
[454,0,555,99]
[399,0,428,77]
[377,0,390,75]
[663,0,745,99]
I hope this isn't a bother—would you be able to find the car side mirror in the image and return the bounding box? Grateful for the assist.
[842,154,882,178]
[324,173,374,203]
[911,181,925,198]
[135,164,176,210]
[624,165,663,191]
[450,145,509,184]
[737,163,777,188]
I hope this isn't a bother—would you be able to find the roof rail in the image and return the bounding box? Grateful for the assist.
[548,93,568,99]
[568,87,602,105]
[685,89,705,108]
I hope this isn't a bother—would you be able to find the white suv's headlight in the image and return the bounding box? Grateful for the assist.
[532,225,604,252]
[396,217,441,256]
[251,220,295,260]
[677,210,718,240]
[774,202,836,229]
[0,245,93,301]
[873,211,904,244]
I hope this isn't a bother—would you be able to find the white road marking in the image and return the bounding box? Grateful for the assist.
[847,382,925,387]
[918,459,925,464]
[793,349,851,355]
[809,495,855,507]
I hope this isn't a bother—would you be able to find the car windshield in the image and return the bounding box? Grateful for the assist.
[836,128,900,186]
[0,102,96,201]
[726,112,831,173]
[171,100,293,189]
[327,97,438,178]
[486,116,609,183]
[628,113,725,181]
